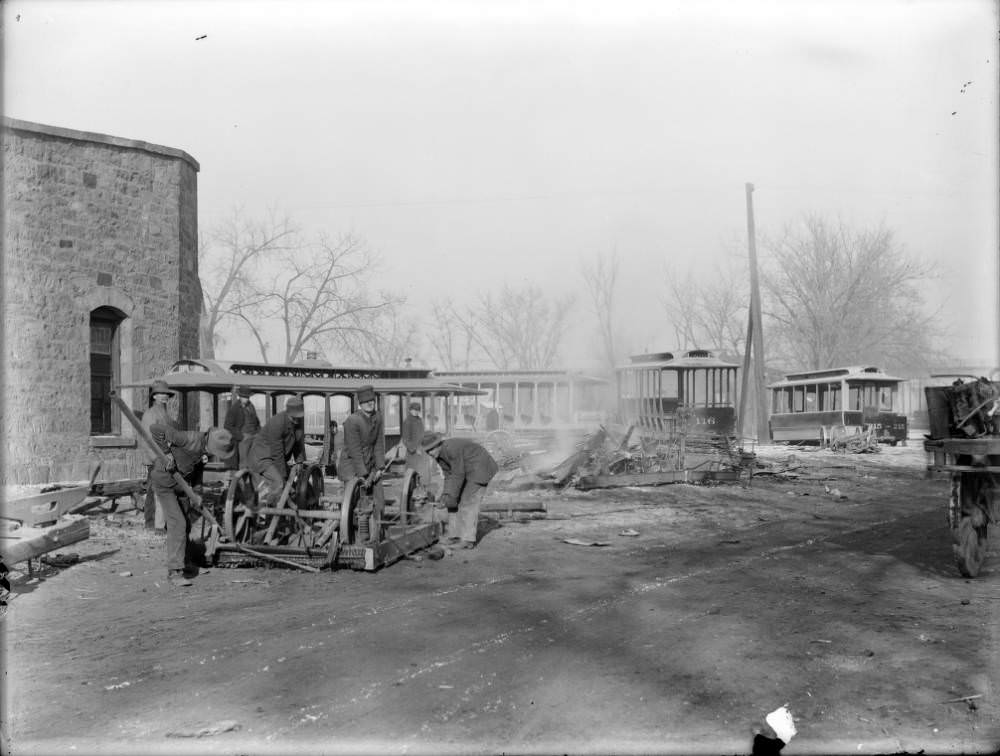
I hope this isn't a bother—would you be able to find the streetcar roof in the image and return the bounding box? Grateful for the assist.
[768,365,902,388]
[120,359,484,397]
[616,349,738,370]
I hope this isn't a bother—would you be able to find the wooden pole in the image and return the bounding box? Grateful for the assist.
[746,184,770,442]
[738,183,771,443]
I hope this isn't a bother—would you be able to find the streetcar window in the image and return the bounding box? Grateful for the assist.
[792,386,805,412]
[660,369,678,399]
[828,384,841,410]
[805,385,817,410]
[879,386,894,411]
[849,386,861,410]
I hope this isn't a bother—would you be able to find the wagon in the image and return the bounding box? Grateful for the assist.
[922,379,1000,578]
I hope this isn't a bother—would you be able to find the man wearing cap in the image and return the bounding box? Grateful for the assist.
[246,396,307,507]
[148,424,236,587]
[338,385,386,489]
[422,433,498,549]
[224,385,261,470]
[140,380,180,532]
[400,400,430,501]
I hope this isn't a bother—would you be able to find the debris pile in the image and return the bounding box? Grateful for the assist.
[495,425,752,491]
[828,426,880,454]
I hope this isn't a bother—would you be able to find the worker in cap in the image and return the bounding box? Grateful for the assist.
[140,379,180,532]
[421,432,498,549]
[399,399,431,502]
[338,385,386,494]
[147,423,236,587]
[245,395,306,508]
[223,386,261,471]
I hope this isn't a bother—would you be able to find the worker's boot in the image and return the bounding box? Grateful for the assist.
[167,569,192,587]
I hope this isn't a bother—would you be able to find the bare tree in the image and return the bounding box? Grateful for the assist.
[426,300,480,370]
[581,249,622,373]
[199,208,298,358]
[235,232,396,363]
[662,265,700,350]
[334,301,424,367]
[760,214,941,372]
[458,284,575,370]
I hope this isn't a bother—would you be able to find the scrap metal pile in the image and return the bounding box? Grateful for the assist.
[943,377,1000,438]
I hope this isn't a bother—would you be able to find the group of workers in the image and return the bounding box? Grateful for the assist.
[141,382,497,588]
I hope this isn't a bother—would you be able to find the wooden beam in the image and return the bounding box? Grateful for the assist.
[0,515,90,565]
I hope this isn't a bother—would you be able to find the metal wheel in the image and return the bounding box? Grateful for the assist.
[224,471,259,544]
[294,463,324,509]
[954,472,991,578]
[400,469,418,516]
[339,477,363,546]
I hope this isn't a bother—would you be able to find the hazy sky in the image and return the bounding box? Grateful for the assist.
[5,0,998,367]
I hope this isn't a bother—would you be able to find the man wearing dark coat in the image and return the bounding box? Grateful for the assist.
[223,385,260,470]
[149,424,236,587]
[338,385,386,487]
[422,433,498,549]
[245,396,306,506]
[400,400,429,501]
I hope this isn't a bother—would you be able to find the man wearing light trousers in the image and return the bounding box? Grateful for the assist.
[422,433,498,549]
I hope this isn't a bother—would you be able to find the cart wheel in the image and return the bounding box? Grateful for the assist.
[295,463,325,509]
[954,516,988,578]
[954,473,991,578]
[340,477,363,546]
[400,469,418,515]
[225,471,259,544]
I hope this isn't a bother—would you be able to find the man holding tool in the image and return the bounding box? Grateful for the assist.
[421,432,498,549]
[149,423,237,587]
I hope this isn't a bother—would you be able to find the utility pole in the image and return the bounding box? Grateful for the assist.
[737,183,771,442]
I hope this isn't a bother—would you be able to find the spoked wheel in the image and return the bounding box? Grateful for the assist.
[400,469,418,519]
[224,471,259,544]
[953,472,991,578]
[339,477,363,546]
[294,463,325,509]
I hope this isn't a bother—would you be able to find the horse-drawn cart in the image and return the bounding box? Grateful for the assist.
[923,378,1000,578]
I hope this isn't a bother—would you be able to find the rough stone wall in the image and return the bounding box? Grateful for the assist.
[2,118,201,484]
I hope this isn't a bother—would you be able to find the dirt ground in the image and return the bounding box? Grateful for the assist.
[2,443,998,755]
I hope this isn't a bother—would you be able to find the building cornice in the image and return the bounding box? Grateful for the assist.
[2,116,200,172]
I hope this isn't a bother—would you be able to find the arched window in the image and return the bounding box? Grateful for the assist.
[90,306,125,434]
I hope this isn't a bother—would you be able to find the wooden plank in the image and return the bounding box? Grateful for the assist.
[1,486,90,527]
[927,465,1000,474]
[0,515,90,565]
[923,438,1000,455]
[352,522,442,571]
[481,500,548,512]
[576,469,740,490]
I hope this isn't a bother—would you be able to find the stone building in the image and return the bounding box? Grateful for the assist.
[2,117,201,484]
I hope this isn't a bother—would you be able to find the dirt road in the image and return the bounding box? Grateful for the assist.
[3,446,998,755]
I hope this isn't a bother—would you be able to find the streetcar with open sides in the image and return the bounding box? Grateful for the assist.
[615,349,740,441]
[128,358,482,571]
[767,366,908,446]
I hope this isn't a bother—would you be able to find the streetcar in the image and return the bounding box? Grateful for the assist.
[767,366,907,446]
[615,349,740,440]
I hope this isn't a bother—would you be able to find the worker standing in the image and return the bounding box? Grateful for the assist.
[223,385,260,470]
[400,400,430,502]
[245,396,306,506]
[140,380,179,532]
[422,433,498,549]
[339,384,386,493]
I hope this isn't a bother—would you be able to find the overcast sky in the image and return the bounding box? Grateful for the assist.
[5,0,998,368]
